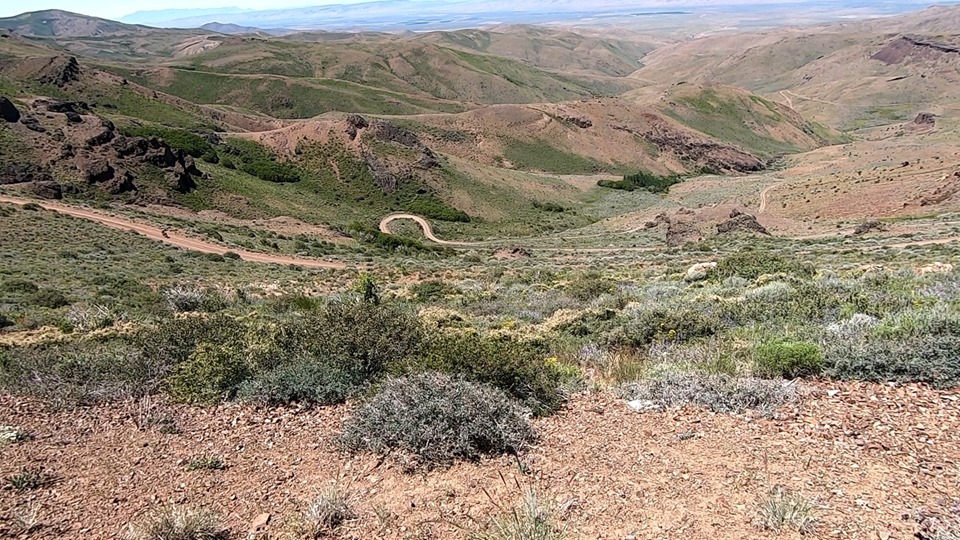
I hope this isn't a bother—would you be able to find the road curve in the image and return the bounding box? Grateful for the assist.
[758,185,774,213]
[378,213,480,246]
[0,195,347,269]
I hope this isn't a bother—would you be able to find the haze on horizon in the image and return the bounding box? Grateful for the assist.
[2,0,953,22]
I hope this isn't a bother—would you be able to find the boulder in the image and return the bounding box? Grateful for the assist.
[83,159,115,183]
[684,262,717,282]
[852,220,888,235]
[914,112,936,126]
[30,181,63,200]
[19,116,46,133]
[64,111,83,124]
[0,96,20,123]
[717,209,770,236]
[1,163,52,185]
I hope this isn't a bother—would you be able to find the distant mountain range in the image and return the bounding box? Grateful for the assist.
[110,0,960,32]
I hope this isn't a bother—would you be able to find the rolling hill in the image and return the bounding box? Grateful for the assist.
[629,5,960,130]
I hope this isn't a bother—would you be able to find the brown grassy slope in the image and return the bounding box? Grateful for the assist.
[628,5,960,130]
[410,25,661,77]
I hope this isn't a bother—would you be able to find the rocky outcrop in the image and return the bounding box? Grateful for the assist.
[493,246,531,259]
[35,56,81,87]
[716,209,770,236]
[1,163,52,185]
[872,36,960,65]
[30,181,63,200]
[560,114,592,128]
[914,112,937,126]
[918,172,960,206]
[345,114,369,140]
[852,220,889,236]
[625,113,763,173]
[0,96,20,123]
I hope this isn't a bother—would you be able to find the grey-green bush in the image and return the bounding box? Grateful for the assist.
[340,373,535,468]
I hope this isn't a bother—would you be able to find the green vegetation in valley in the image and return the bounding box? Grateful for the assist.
[597,170,681,193]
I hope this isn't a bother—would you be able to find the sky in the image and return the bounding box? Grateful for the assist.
[0,0,366,19]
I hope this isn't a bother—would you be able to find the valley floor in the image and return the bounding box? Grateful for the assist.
[2,382,957,539]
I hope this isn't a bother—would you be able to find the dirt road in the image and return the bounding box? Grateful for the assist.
[378,213,481,246]
[0,195,347,269]
[758,184,774,213]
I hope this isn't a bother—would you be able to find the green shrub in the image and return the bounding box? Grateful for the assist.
[0,342,167,405]
[121,125,215,158]
[1,279,38,294]
[568,271,614,301]
[241,159,300,183]
[752,341,823,379]
[411,279,457,302]
[238,359,361,406]
[824,334,960,388]
[404,197,471,222]
[610,307,720,347]
[165,343,249,404]
[24,288,69,308]
[314,300,424,380]
[340,373,535,468]
[598,170,680,193]
[407,333,565,415]
[714,251,814,280]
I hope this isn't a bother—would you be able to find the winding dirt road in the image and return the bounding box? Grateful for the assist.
[758,184,774,213]
[378,213,481,246]
[0,195,346,269]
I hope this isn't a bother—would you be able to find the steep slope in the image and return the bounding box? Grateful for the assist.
[629,83,843,159]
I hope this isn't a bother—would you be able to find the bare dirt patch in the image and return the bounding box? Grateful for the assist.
[0,382,957,539]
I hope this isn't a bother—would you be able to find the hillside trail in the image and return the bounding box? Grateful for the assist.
[4,195,956,263]
[0,195,347,269]
[378,213,482,246]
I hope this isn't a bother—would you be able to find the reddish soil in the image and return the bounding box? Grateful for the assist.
[1,381,957,539]
[0,195,346,270]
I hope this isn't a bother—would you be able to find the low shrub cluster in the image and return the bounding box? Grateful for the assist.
[622,373,795,415]
[120,125,215,158]
[752,341,823,379]
[406,333,568,415]
[713,250,814,280]
[340,373,535,468]
[405,197,471,223]
[598,170,680,193]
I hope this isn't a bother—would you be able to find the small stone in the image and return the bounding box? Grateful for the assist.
[249,512,271,532]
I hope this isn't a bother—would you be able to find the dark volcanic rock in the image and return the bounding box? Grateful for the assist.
[85,127,115,147]
[717,209,770,236]
[914,112,936,126]
[1,163,52,185]
[852,220,889,235]
[0,96,20,123]
[370,120,422,148]
[102,171,136,195]
[83,159,115,183]
[36,56,81,87]
[64,111,83,124]
[560,114,593,128]
[30,181,63,200]
[20,116,46,133]
[40,100,89,114]
[416,149,440,169]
